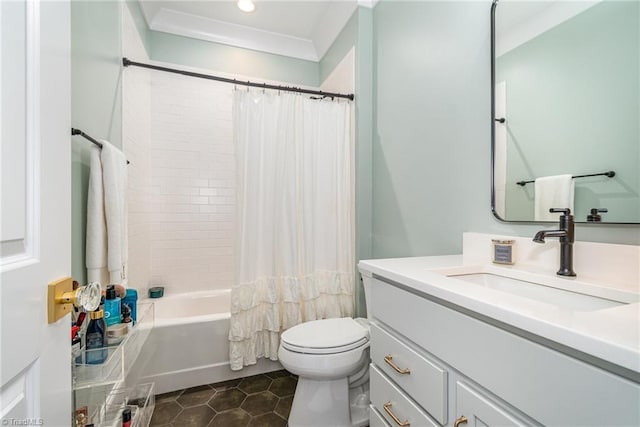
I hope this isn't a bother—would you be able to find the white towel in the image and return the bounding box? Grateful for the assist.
[86,141,128,285]
[86,146,108,285]
[534,174,574,221]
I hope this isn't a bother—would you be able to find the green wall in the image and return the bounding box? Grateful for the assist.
[125,0,150,55]
[320,9,358,85]
[356,8,374,261]
[319,7,373,315]
[497,1,639,223]
[372,1,491,257]
[71,1,124,284]
[149,31,319,87]
[320,8,374,263]
[371,0,639,259]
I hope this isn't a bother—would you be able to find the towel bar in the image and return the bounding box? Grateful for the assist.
[517,171,615,186]
[71,128,130,164]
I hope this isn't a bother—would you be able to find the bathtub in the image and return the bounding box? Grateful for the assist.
[129,290,282,395]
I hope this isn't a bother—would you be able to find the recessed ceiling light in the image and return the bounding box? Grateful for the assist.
[237,0,255,13]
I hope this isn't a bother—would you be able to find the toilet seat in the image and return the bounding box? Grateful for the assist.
[281,317,369,355]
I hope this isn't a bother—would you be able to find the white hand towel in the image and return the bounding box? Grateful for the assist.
[86,146,108,285]
[534,174,574,221]
[101,140,128,284]
[85,141,128,285]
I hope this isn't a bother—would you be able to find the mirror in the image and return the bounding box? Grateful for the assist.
[491,0,639,223]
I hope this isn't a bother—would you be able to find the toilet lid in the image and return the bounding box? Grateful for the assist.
[281,317,369,355]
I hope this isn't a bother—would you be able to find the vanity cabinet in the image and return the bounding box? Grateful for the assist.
[369,277,640,426]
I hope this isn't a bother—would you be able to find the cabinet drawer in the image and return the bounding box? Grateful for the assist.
[370,364,440,427]
[371,323,448,424]
[370,405,392,427]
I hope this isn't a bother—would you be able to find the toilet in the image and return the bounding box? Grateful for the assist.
[278,273,373,427]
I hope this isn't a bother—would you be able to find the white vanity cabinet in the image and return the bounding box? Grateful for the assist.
[368,276,640,427]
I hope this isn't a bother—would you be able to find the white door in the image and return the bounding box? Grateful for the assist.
[1,1,71,425]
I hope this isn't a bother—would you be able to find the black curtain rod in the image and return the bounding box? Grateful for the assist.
[71,128,130,164]
[122,58,355,101]
[516,171,615,186]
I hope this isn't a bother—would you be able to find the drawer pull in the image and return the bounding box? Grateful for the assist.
[384,355,411,375]
[454,415,468,427]
[383,402,410,426]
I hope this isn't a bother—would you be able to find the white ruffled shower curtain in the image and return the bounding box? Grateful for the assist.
[229,90,354,370]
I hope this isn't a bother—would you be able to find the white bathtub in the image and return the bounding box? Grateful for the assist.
[130,290,282,394]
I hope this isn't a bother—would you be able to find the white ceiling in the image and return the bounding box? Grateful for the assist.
[139,0,374,61]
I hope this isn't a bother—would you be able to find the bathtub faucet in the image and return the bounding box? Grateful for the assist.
[533,208,576,277]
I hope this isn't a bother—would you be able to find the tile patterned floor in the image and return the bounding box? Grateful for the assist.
[150,370,297,427]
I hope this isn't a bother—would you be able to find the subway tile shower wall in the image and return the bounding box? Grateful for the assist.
[123,7,153,296]
[149,72,236,294]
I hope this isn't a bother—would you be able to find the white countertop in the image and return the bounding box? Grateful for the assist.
[359,255,640,375]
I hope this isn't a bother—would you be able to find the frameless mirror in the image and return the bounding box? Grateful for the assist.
[491,0,639,223]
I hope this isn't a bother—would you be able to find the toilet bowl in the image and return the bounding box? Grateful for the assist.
[278,317,370,427]
[278,273,374,427]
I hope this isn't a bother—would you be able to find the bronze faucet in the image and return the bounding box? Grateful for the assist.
[533,208,576,277]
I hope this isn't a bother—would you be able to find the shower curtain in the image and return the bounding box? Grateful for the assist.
[229,90,354,370]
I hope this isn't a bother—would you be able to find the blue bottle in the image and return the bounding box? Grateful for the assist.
[104,285,121,327]
[121,289,138,324]
[85,308,107,364]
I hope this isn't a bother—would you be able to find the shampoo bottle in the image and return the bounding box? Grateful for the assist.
[85,308,107,364]
[121,289,138,324]
[104,285,121,327]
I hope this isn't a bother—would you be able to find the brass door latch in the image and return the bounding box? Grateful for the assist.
[47,277,100,323]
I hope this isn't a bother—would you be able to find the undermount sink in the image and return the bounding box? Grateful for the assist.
[441,269,628,311]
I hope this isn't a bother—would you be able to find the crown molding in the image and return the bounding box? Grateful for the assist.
[143,2,362,63]
[149,7,320,61]
[357,0,379,9]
